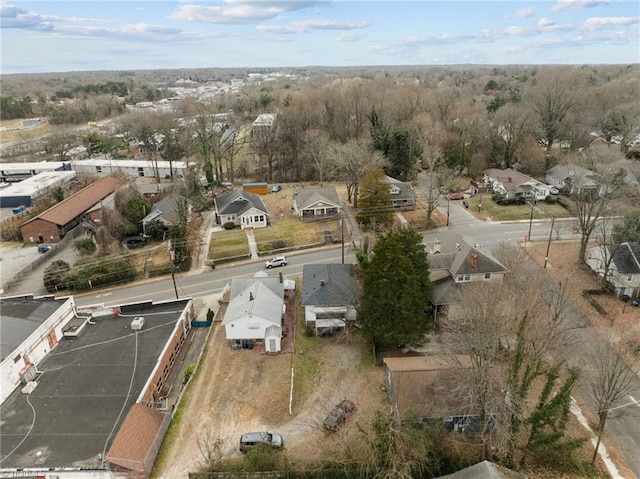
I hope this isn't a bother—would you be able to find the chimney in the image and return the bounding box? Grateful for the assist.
[279,272,283,283]
[433,239,441,254]
[320,280,325,286]
[249,292,254,301]
[470,254,478,270]
[508,177,512,182]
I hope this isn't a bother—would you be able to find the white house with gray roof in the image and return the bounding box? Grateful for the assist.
[222,277,285,352]
[301,264,358,335]
[384,175,417,210]
[292,187,342,220]
[586,242,640,298]
[214,189,269,229]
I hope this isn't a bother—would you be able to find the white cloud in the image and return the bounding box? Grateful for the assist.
[336,33,363,42]
[506,7,535,18]
[537,17,573,31]
[257,18,368,34]
[170,0,330,24]
[551,0,616,13]
[583,16,639,30]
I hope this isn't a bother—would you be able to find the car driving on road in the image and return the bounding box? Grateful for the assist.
[265,256,287,268]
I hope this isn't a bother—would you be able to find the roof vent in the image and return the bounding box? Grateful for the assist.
[131,316,145,331]
[249,292,254,301]
[320,280,325,286]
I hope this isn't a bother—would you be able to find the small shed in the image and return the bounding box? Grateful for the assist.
[242,182,268,195]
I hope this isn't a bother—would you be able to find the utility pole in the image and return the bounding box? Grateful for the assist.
[169,248,179,299]
[341,214,345,264]
[527,201,534,244]
[446,199,450,227]
[544,215,555,269]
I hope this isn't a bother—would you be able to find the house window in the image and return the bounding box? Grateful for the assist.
[627,274,633,282]
[457,274,471,282]
[138,167,145,177]
[228,215,236,221]
[96,166,102,173]
[484,273,491,280]
[248,323,260,329]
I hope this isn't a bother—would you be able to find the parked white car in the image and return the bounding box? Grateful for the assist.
[265,256,287,268]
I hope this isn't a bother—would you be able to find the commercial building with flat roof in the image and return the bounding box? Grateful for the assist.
[0,298,194,477]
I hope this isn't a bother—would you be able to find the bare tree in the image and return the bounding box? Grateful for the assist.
[589,341,640,466]
[492,103,529,169]
[45,131,79,162]
[572,167,622,264]
[531,76,578,168]
[301,129,335,186]
[329,138,385,208]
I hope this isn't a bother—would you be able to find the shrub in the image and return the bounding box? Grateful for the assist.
[65,258,136,291]
[625,150,640,160]
[184,363,196,384]
[74,238,96,255]
[543,195,556,204]
[43,260,71,293]
[223,222,236,230]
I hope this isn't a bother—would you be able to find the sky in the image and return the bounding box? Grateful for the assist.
[1,0,639,74]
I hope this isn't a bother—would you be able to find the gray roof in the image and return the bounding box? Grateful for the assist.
[0,295,70,362]
[142,195,182,225]
[547,163,595,180]
[384,175,417,201]
[215,189,268,216]
[301,264,358,307]
[428,236,508,276]
[293,187,341,210]
[223,277,284,326]
[0,299,191,469]
[431,278,459,306]
[450,241,509,276]
[437,461,527,479]
[609,242,640,274]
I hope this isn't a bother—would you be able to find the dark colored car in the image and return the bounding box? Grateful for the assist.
[38,244,51,253]
[323,400,356,432]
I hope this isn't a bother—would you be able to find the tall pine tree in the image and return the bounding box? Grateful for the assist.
[358,228,433,359]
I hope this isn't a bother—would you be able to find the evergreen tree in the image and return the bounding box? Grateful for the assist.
[357,167,394,231]
[358,228,433,359]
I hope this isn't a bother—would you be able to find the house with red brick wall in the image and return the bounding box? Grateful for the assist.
[20,176,123,243]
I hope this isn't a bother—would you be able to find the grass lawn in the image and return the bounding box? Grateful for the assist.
[253,218,334,252]
[208,228,250,260]
[466,196,571,221]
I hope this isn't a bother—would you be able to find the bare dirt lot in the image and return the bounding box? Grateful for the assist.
[153,311,388,478]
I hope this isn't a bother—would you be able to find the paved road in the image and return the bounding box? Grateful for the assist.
[6,190,637,477]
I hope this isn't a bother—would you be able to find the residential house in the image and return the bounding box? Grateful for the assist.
[222,276,285,353]
[483,168,550,201]
[586,242,640,298]
[214,189,269,229]
[251,113,277,137]
[141,195,189,234]
[384,175,417,210]
[545,164,600,195]
[427,236,509,320]
[301,264,358,335]
[293,187,342,220]
[383,354,488,432]
[20,176,123,243]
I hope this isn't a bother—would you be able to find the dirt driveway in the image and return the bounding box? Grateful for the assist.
[153,317,387,478]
